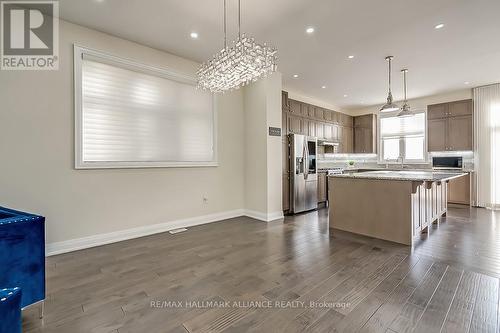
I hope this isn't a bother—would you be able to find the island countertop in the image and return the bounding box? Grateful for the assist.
[329,170,468,182]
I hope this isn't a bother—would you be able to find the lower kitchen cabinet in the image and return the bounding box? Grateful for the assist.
[317,172,327,203]
[411,181,447,237]
[448,173,470,205]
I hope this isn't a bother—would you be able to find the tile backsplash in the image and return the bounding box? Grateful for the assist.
[318,151,475,170]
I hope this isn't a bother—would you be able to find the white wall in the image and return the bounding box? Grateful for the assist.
[0,20,246,249]
[348,89,473,116]
[265,73,284,218]
[243,73,283,221]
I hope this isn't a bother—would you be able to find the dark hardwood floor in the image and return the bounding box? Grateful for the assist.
[23,206,500,332]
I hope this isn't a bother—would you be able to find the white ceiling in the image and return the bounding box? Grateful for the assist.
[59,0,500,110]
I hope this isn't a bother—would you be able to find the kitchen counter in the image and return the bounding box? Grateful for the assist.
[330,170,468,182]
[328,171,468,246]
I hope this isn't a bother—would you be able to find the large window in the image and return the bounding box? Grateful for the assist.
[379,112,426,163]
[74,46,216,169]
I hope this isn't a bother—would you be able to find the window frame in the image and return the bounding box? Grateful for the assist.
[73,45,218,169]
[378,110,427,164]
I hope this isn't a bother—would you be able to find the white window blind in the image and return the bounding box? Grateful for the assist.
[379,112,426,162]
[74,46,216,168]
[380,113,425,138]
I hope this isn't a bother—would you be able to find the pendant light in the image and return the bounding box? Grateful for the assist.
[380,56,400,112]
[397,69,413,117]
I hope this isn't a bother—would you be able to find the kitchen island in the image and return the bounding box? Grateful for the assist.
[328,170,468,245]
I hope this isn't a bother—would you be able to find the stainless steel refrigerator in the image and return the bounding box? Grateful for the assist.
[289,134,318,214]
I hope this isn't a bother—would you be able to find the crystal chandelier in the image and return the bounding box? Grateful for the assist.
[197,0,278,93]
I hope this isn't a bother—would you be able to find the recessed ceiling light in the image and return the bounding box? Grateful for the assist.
[348,55,354,59]
[293,74,299,78]
[305,27,315,34]
[435,23,445,29]
[190,32,199,39]
[464,81,470,85]
[343,94,348,97]
[321,85,326,89]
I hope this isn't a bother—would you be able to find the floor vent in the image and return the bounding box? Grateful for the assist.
[169,228,188,235]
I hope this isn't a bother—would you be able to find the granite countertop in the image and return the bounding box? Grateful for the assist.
[329,170,468,182]
[319,167,474,173]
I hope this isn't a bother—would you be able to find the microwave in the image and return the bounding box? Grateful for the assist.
[432,156,463,169]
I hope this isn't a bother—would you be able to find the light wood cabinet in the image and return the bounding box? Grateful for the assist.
[354,128,364,153]
[428,118,447,151]
[323,110,332,122]
[354,128,374,153]
[287,114,302,134]
[427,103,448,119]
[314,108,324,119]
[447,116,473,151]
[448,174,470,205]
[315,122,324,139]
[449,99,473,117]
[341,126,353,153]
[340,114,354,127]
[427,99,473,152]
[308,120,316,136]
[353,114,377,154]
[282,91,289,111]
[289,99,301,114]
[317,172,327,203]
[412,181,448,237]
[300,103,310,117]
[324,123,333,140]
[354,114,373,128]
[332,125,339,141]
[282,92,355,212]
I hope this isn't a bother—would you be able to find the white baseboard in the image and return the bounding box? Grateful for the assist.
[46,209,245,256]
[46,208,284,256]
[244,209,284,222]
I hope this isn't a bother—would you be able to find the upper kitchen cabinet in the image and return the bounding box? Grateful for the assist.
[289,99,301,114]
[353,114,377,154]
[449,99,473,117]
[340,113,354,127]
[427,103,448,119]
[282,91,289,111]
[428,118,447,152]
[287,114,302,134]
[448,116,473,150]
[323,110,333,122]
[314,107,324,119]
[427,99,473,152]
[340,126,354,153]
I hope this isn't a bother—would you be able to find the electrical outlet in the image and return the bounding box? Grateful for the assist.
[203,196,209,204]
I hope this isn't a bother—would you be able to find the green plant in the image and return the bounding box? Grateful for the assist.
[348,160,355,166]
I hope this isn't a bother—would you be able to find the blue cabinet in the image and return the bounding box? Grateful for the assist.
[0,207,45,309]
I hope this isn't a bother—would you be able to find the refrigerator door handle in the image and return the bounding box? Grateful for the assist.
[304,138,309,180]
